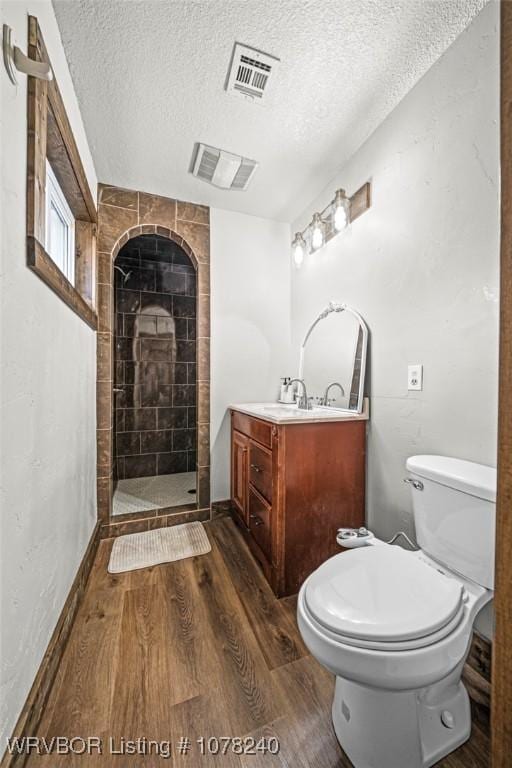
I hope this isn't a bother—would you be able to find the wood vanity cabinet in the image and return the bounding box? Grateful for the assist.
[230,408,366,597]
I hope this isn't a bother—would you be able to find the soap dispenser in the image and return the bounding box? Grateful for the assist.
[284,380,296,404]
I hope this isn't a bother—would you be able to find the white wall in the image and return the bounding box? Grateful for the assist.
[291,4,499,635]
[210,209,291,501]
[0,0,97,753]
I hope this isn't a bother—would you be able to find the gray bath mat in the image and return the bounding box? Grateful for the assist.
[108,522,211,573]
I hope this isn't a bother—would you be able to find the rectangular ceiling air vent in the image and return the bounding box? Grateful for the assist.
[192,143,258,191]
[226,43,280,102]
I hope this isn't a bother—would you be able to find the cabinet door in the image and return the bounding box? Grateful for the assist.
[248,486,272,561]
[231,429,249,526]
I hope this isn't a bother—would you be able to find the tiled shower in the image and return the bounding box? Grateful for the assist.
[113,234,196,511]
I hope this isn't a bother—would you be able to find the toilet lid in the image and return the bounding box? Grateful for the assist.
[305,546,464,643]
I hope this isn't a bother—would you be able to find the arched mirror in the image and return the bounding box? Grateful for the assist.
[299,301,368,413]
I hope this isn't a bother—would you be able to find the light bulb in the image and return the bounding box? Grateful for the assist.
[333,189,348,231]
[334,204,347,231]
[293,243,304,267]
[311,213,324,250]
[291,233,306,267]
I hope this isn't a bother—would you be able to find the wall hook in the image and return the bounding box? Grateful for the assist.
[3,24,52,84]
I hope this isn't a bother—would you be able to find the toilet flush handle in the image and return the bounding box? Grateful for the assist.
[403,477,424,491]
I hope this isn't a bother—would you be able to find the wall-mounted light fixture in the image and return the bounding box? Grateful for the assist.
[291,181,372,267]
[333,188,349,231]
[311,212,325,250]
[291,232,307,267]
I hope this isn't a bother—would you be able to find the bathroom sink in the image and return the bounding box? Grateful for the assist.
[230,401,369,424]
[261,404,299,415]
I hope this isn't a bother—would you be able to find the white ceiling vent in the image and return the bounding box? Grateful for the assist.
[192,143,258,191]
[226,43,280,102]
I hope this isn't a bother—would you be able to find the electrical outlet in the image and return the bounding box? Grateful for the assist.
[408,364,423,391]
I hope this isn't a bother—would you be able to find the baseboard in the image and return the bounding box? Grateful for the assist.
[1,522,101,768]
[211,499,232,519]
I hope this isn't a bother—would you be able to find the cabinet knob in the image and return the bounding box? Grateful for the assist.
[251,464,262,472]
[250,514,264,526]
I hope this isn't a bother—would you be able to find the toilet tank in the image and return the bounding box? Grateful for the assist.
[406,455,496,589]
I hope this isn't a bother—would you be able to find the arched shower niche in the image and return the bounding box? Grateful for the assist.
[113,234,197,514]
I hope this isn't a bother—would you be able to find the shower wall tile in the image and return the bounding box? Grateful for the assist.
[123,408,157,431]
[173,428,195,452]
[173,385,195,407]
[188,407,197,428]
[97,203,137,253]
[187,451,197,472]
[197,424,210,468]
[177,340,196,362]
[117,384,141,409]
[155,268,187,294]
[99,185,138,210]
[116,432,140,456]
[141,290,172,313]
[140,430,173,454]
[173,295,196,318]
[187,319,197,340]
[117,266,155,292]
[198,382,210,424]
[198,262,210,296]
[177,201,209,226]
[197,466,210,508]
[139,192,177,231]
[114,234,197,482]
[157,407,188,430]
[116,288,140,313]
[158,316,181,337]
[176,220,209,263]
[97,382,112,430]
[198,306,210,337]
[157,451,188,475]
[97,282,112,332]
[97,332,112,382]
[116,410,125,432]
[198,338,210,382]
[140,338,175,361]
[123,453,157,479]
[97,429,112,473]
[187,364,197,384]
[173,363,188,384]
[98,252,112,285]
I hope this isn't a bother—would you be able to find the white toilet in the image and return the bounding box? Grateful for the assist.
[297,455,496,768]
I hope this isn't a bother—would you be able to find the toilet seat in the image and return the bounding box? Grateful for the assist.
[304,545,465,651]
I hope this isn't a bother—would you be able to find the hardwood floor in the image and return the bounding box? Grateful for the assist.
[27,517,489,767]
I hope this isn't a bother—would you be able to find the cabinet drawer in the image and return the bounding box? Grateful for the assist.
[249,442,272,504]
[248,487,272,560]
[232,411,272,449]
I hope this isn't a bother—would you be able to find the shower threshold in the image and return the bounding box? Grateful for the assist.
[113,472,196,516]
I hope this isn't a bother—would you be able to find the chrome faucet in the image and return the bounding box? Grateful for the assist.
[288,378,312,410]
[323,381,345,406]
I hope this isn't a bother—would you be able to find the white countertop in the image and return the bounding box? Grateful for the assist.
[230,399,369,425]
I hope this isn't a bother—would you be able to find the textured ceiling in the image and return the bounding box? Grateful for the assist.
[53,0,487,221]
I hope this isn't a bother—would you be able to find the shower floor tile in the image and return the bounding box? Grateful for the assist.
[113,472,196,515]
